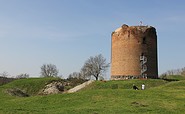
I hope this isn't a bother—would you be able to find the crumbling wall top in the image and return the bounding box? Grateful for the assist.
[113,24,155,34]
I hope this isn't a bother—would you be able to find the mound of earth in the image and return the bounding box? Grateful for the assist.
[6,88,29,97]
[39,81,65,95]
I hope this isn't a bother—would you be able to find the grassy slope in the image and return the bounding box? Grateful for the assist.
[1,77,59,95]
[0,79,185,114]
[165,75,185,80]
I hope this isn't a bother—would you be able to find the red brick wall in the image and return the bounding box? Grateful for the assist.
[111,25,158,80]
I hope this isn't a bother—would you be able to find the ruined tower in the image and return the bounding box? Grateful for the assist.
[111,24,158,80]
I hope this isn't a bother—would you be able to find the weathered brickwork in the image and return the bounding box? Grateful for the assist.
[111,24,158,80]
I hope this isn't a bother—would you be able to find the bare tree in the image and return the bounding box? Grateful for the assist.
[16,73,29,79]
[181,67,185,76]
[0,71,9,77]
[68,72,81,79]
[40,64,59,77]
[81,54,109,80]
[68,71,88,80]
[160,67,185,77]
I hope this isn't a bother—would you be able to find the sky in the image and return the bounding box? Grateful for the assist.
[0,0,185,79]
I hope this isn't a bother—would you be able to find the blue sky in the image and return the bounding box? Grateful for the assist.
[0,0,185,78]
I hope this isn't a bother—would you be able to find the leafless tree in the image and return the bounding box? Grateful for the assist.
[16,73,29,79]
[160,67,185,77]
[181,67,185,76]
[68,72,81,79]
[80,66,92,80]
[40,64,59,77]
[68,71,88,80]
[81,54,109,80]
[0,71,9,77]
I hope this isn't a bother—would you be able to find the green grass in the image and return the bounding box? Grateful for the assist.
[0,78,185,114]
[83,79,168,90]
[1,77,59,95]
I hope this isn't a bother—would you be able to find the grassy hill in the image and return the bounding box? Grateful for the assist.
[0,78,185,114]
[1,77,59,95]
[162,75,185,81]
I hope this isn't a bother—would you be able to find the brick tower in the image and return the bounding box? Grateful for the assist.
[111,24,158,80]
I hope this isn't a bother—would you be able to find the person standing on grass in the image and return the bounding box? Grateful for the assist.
[141,83,145,90]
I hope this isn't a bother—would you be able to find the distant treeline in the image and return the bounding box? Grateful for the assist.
[160,67,185,77]
[0,77,15,86]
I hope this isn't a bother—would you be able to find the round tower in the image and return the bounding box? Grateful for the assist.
[111,24,158,80]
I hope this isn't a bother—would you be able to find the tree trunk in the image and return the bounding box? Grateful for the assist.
[95,77,98,80]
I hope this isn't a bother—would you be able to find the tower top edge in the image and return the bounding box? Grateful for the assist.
[114,24,155,33]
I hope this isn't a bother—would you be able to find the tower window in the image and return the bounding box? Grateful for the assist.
[143,37,146,44]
